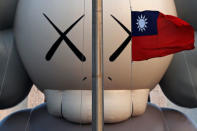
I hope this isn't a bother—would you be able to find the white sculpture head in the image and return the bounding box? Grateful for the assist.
[14,0,176,123]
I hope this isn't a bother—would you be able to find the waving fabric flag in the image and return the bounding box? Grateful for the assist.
[132,11,195,61]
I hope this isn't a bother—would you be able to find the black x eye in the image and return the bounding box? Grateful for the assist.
[109,15,132,62]
[43,13,86,62]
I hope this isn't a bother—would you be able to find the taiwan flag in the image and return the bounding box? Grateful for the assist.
[132,11,195,61]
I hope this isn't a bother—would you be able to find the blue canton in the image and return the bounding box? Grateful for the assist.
[132,11,159,36]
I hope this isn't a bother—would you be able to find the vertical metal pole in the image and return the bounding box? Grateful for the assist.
[130,7,133,64]
[92,0,104,130]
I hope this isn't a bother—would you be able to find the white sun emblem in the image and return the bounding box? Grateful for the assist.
[136,14,148,32]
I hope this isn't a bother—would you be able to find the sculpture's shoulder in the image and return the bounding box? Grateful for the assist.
[161,107,197,131]
[130,103,197,131]
[0,103,197,131]
[0,108,32,131]
[0,103,72,131]
[0,103,50,131]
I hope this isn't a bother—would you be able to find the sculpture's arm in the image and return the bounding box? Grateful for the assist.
[160,32,197,108]
[160,0,197,108]
[0,0,19,30]
[0,0,33,109]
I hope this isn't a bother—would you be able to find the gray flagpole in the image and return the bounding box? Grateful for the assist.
[131,6,133,64]
[92,0,104,130]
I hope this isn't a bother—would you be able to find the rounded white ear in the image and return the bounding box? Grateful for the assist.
[0,0,19,30]
[0,30,33,109]
[160,32,197,108]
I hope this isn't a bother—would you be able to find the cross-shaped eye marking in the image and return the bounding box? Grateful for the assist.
[43,13,86,62]
[109,15,132,62]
